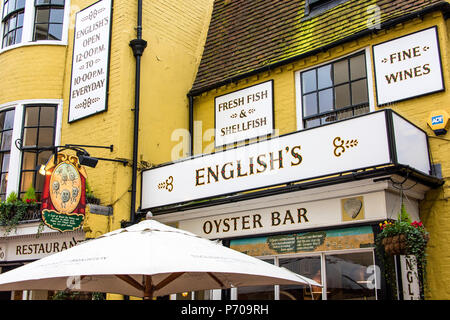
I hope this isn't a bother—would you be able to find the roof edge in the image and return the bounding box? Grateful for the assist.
[188,1,450,97]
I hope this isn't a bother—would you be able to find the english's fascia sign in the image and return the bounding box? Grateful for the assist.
[141,110,431,209]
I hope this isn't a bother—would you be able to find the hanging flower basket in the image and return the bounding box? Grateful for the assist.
[375,204,430,298]
[381,233,408,255]
[378,219,429,257]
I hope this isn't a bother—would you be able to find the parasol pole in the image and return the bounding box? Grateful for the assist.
[144,275,153,300]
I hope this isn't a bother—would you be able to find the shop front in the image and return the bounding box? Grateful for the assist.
[155,177,429,300]
[142,109,442,300]
[0,225,85,300]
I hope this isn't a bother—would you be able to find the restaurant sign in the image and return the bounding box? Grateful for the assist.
[373,27,444,105]
[68,0,112,122]
[0,234,85,262]
[41,153,87,232]
[215,80,274,147]
[142,110,431,209]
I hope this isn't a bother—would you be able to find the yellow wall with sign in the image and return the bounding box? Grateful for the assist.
[60,0,214,235]
[192,12,450,299]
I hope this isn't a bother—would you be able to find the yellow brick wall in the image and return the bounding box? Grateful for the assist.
[61,0,135,233]
[139,0,214,164]
[193,12,450,299]
[61,0,214,236]
[0,45,67,105]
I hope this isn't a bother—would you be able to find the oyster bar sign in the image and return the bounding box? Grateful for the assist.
[141,110,431,209]
[177,195,383,239]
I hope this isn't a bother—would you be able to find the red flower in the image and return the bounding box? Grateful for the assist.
[411,221,423,228]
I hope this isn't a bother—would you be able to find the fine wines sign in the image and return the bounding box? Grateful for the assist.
[373,27,444,105]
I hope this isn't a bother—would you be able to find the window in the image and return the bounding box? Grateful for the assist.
[279,256,322,300]
[309,0,330,7]
[1,0,67,49]
[325,252,376,300]
[300,52,369,129]
[19,104,56,200]
[0,109,15,200]
[234,250,377,300]
[304,0,343,16]
[1,0,25,48]
[237,259,275,300]
[33,0,64,41]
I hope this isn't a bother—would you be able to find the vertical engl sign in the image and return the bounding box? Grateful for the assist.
[69,0,113,122]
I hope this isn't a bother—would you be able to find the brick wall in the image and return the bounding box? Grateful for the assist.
[60,0,214,232]
[193,11,450,299]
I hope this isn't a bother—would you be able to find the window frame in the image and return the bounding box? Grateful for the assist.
[232,248,378,300]
[295,47,375,131]
[304,0,350,17]
[0,108,15,200]
[33,0,65,41]
[18,103,57,199]
[0,99,62,202]
[1,0,25,48]
[0,0,70,52]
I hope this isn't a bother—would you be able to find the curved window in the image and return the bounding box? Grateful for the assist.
[1,0,66,49]
[33,0,64,41]
[0,109,15,200]
[1,0,25,48]
[19,104,56,200]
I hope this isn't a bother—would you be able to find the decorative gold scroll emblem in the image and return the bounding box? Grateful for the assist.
[333,137,358,157]
[157,176,174,192]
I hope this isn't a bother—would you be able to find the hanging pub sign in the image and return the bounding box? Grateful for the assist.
[41,153,87,232]
[372,27,444,105]
[215,80,274,148]
[68,0,113,122]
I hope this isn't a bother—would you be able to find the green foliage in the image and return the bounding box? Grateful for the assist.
[398,203,412,224]
[375,205,429,299]
[6,191,18,203]
[85,180,100,205]
[51,291,105,300]
[92,292,106,300]
[22,186,37,203]
[0,191,40,235]
[85,180,93,196]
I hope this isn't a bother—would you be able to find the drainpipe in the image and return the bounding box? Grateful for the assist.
[188,94,194,157]
[129,0,147,224]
